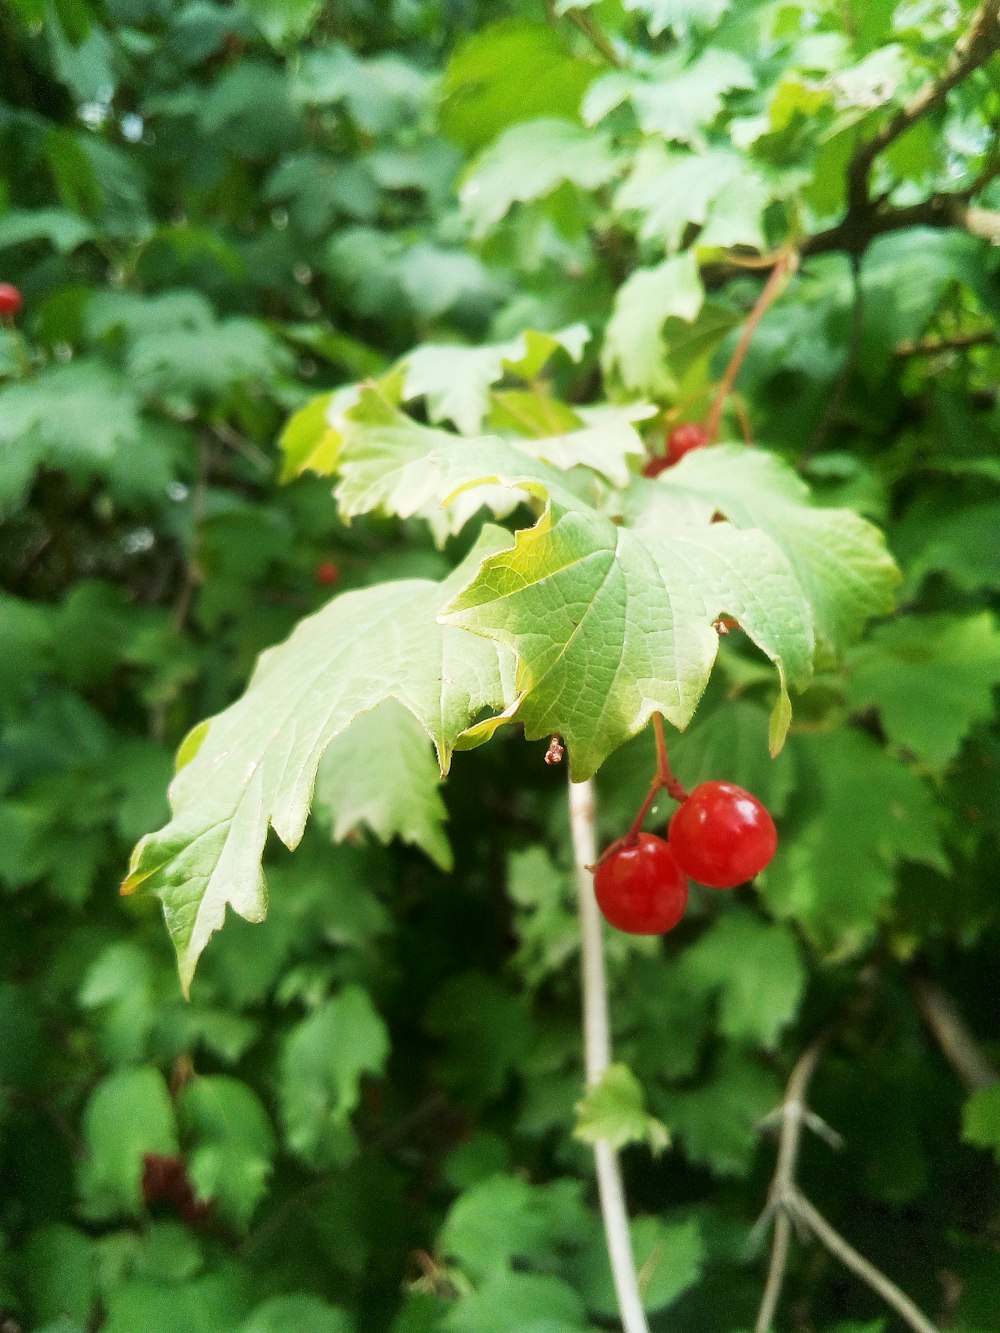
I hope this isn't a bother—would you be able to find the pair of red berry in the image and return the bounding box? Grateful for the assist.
[643,421,709,478]
[0,283,22,318]
[594,782,776,935]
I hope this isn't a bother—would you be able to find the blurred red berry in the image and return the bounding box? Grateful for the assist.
[642,421,711,476]
[0,284,22,318]
[665,422,710,465]
[316,561,339,586]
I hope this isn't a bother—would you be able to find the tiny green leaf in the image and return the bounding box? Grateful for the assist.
[575,1063,670,1153]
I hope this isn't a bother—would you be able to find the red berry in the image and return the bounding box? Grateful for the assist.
[668,781,776,889]
[0,283,22,318]
[665,422,710,465]
[316,561,339,586]
[593,833,689,934]
[642,422,710,477]
[642,454,672,479]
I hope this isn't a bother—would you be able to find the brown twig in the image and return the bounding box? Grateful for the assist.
[754,1035,834,1333]
[706,253,798,442]
[801,0,1000,259]
[845,0,1000,213]
[545,0,624,67]
[211,420,272,474]
[788,1191,940,1333]
[895,329,996,357]
[911,969,998,1093]
[754,1032,941,1333]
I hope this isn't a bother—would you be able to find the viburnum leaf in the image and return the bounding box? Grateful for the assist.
[678,910,806,1050]
[400,324,590,436]
[121,529,516,989]
[761,730,948,954]
[333,384,641,543]
[179,1076,275,1230]
[846,613,1000,771]
[632,445,900,654]
[615,144,768,252]
[460,117,620,236]
[575,1215,704,1317]
[583,50,754,145]
[313,698,454,870]
[330,397,902,777]
[653,1047,780,1177]
[444,1272,588,1333]
[439,1175,589,1281]
[278,986,389,1169]
[625,0,731,32]
[241,1295,353,1333]
[602,251,705,395]
[962,1084,1000,1163]
[442,506,814,778]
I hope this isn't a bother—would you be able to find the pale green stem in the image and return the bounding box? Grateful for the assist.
[568,776,651,1333]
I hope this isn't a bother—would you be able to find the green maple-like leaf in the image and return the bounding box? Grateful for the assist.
[439,1175,589,1281]
[444,504,813,777]
[602,251,705,395]
[761,730,948,954]
[631,445,901,654]
[332,399,896,779]
[678,910,806,1050]
[460,117,621,236]
[846,613,1000,771]
[333,384,645,543]
[400,324,590,436]
[278,986,389,1169]
[122,531,516,989]
[313,699,453,870]
[615,144,768,252]
[180,1076,275,1230]
[583,50,754,146]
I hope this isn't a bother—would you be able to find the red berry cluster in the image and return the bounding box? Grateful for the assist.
[643,422,710,478]
[594,781,776,935]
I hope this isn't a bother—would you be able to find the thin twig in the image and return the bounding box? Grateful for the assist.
[847,0,1000,208]
[754,1030,940,1333]
[801,0,1000,258]
[895,329,995,357]
[211,420,272,474]
[568,776,650,1333]
[911,969,998,1093]
[789,1191,941,1333]
[545,0,624,67]
[754,1035,830,1333]
[706,253,798,442]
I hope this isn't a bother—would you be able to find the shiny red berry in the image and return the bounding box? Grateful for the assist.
[642,422,710,477]
[593,833,689,934]
[665,422,710,465]
[316,561,339,586]
[668,781,776,889]
[0,283,22,318]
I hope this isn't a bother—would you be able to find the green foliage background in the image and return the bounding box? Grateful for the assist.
[2,1,1000,1330]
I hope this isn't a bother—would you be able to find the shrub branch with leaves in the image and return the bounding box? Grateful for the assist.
[4,1,1000,1330]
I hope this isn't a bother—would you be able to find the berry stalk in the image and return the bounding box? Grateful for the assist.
[616,713,688,850]
[705,251,798,442]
